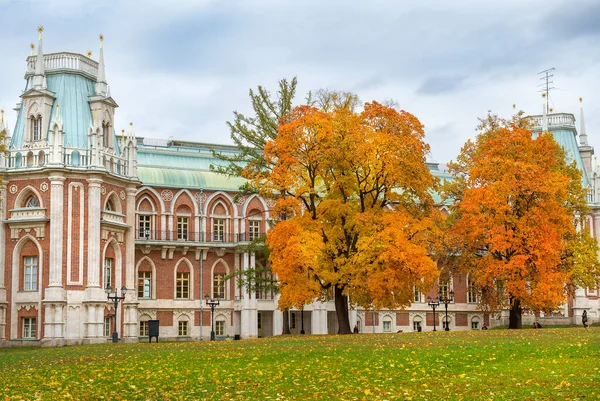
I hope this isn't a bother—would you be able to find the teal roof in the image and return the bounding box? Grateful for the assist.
[532,128,589,187]
[11,72,119,151]
[137,146,246,190]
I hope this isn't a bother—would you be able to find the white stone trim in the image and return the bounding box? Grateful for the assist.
[67,182,85,285]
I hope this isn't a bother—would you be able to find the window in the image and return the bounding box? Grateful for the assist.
[25,196,40,208]
[413,286,422,303]
[213,273,225,299]
[258,313,262,330]
[177,217,188,240]
[139,215,151,239]
[439,279,452,300]
[413,318,422,332]
[104,258,113,289]
[467,277,478,303]
[138,271,152,299]
[140,321,149,337]
[22,317,36,338]
[213,218,225,241]
[215,320,225,336]
[178,320,189,336]
[23,256,38,291]
[471,318,480,330]
[176,272,190,299]
[105,199,114,212]
[32,116,42,142]
[104,317,111,337]
[248,220,260,241]
[383,320,392,333]
[290,312,296,329]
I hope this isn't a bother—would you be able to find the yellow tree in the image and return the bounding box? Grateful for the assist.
[444,113,600,329]
[259,102,439,334]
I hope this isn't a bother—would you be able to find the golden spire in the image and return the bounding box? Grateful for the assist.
[30,43,35,56]
[37,25,43,40]
[1,109,4,125]
[121,129,125,144]
[579,97,583,104]
[549,107,553,113]
[542,93,546,98]
[99,34,104,49]
[87,50,92,57]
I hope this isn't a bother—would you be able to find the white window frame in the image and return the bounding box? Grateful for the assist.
[23,317,36,339]
[471,317,480,330]
[467,277,478,303]
[413,318,422,332]
[32,116,42,142]
[104,258,112,289]
[213,273,225,299]
[23,256,38,291]
[215,320,225,336]
[248,219,260,241]
[213,218,225,241]
[178,320,189,336]
[138,214,151,239]
[439,278,454,301]
[177,216,189,240]
[138,271,152,299]
[139,320,149,337]
[176,272,190,299]
[413,285,422,303]
[383,320,392,333]
[104,316,111,337]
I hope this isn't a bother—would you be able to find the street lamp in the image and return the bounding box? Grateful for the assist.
[438,290,455,331]
[105,285,127,343]
[205,294,220,341]
[300,306,305,335]
[427,296,440,332]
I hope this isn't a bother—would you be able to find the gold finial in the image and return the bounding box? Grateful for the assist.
[99,34,104,49]
[542,93,546,98]
[1,109,4,124]
[38,26,44,33]
[87,50,92,57]
[30,43,35,50]
[55,104,60,120]
[121,129,125,143]
[579,97,583,104]
[549,107,553,113]
[512,103,516,110]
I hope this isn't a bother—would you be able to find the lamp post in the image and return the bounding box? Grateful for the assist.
[105,285,127,343]
[205,294,220,341]
[427,296,440,332]
[300,306,305,335]
[439,290,455,331]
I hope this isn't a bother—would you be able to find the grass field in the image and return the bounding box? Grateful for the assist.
[0,328,598,401]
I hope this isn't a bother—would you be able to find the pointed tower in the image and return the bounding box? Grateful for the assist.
[95,34,108,97]
[578,97,594,181]
[33,26,46,90]
[541,93,548,132]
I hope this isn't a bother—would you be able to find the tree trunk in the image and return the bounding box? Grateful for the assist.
[334,285,352,334]
[509,297,522,329]
[282,309,291,335]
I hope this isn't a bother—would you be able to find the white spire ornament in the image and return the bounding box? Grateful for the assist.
[33,26,46,90]
[95,34,108,97]
[541,93,548,133]
[579,97,589,146]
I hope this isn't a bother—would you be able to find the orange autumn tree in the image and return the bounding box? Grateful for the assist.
[443,113,600,329]
[259,102,440,334]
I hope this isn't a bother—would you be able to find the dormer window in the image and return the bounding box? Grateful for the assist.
[31,115,42,142]
[25,196,40,208]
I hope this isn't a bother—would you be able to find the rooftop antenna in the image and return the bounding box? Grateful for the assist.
[537,68,555,114]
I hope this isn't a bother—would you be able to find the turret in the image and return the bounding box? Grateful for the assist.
[95,34,108,97]
[33,26,46,90]
[578,97,594,182]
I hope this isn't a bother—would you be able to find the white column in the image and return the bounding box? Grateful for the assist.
[0,185,6,293]
[87,178,102,287]
[240,252,253,338]
[123,186,138,341]
[48,175,66,287]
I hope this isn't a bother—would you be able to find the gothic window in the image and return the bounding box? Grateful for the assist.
[31,116,42,142]
[439,279,453,300]
[471,317,480,330]
[248,220,260,241]
[138,215,151,239]
[23,256,38,291]
[105,199,115,212]
[104,258,113,288]
[104,317,111,337]
[213,273,225,299]
[383,319,392,333]
[22,317,37,339]
[138,271,152,299]
[215,319,225,336]
[413,317,422,332]
[176,272,190,299]
[213,218,225,241]
[177,217,189,240]
[139,320,149,337]
[413,285,422,303]
[25,196,40,208]
[467,277,478,303]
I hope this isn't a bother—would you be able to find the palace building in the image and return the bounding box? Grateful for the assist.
[0,32,598,346]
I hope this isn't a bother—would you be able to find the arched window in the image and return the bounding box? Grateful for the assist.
[105,198,114,211]
[25,196,40,208]
[471,317,480,330]
[38,151,45,166]
[178,318,190,336]
[413,316,422,332]
[383,317,392,333]
[215,316,226,337]
[32,115,42,141]
[467,276,478,303]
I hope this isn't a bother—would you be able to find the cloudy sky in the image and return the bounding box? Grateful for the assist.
[0,0,599,163]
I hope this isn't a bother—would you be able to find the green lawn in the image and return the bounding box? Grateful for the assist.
[0,328,598,401]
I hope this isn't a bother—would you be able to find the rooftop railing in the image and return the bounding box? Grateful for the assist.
[26,52,99,79]
[528,113,576,129]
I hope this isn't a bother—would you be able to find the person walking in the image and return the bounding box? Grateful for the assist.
[582,310,589,329]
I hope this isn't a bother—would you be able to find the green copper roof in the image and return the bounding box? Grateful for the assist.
[11,72,118,151]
